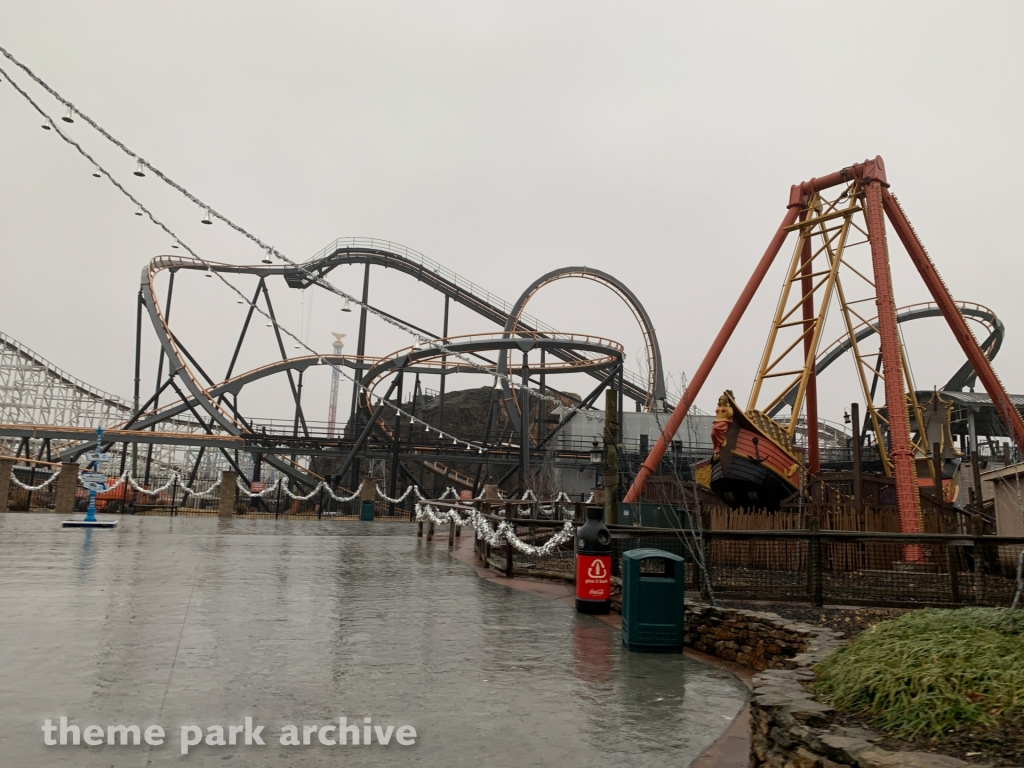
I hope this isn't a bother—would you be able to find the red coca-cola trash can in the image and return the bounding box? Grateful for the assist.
[575,505,612,614]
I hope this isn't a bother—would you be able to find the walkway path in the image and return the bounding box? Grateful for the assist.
[0,516,747,767]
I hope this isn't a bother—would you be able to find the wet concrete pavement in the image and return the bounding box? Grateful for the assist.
[0,515,747,767]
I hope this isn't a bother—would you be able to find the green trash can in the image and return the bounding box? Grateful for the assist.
[360,499,375,521]
[621,548,685,653]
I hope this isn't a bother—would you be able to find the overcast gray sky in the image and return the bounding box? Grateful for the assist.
[2,2,1023,429]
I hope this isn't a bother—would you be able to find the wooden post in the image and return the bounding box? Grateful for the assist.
[970,513,985,604]
[807,515,823,607]
[971,451,984,516]
[448,512,456,547]
[427,519,434,541]
[850,403,864,518]
[932,441,944,502]
[417,520,423,538]
[700,532,713,601]
[946,543,961,605]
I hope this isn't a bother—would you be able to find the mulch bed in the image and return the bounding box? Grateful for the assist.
[725,601,1021,767]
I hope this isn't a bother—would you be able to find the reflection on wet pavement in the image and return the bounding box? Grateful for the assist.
[0,516,747,767]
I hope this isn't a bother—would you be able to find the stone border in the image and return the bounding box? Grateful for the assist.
[691,603,983,768]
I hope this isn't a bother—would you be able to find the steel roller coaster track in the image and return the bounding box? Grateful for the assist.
[52,240,664,489]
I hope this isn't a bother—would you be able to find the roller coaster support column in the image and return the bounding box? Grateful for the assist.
[538,348,546,444]
[349,263,372,428]
[864,179,923,555]
[336,376,401,490]
[519,353,529,488]
[389,370,404,516]
[624,203,801,503]
[146,269,175,486]
[132,289,143,477]
[882,190,1024,452]
[438,295,449,436]
[603,389,619,525]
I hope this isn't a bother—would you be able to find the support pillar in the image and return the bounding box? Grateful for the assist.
[217,471,237,518]
[519,353,529,489]
[348,263,371,427]
[0,457,13,512]
[438,295,449,434]
[864,180,923,553]
[603,389,619,526]
[883,188,1024,452]
[389,371,404,516]
[54,462,80,516]
[971,451,984,516]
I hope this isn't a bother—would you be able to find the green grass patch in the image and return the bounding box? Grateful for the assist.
[812,608,1024,739]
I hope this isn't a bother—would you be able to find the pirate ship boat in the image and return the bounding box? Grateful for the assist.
[693,391,801,510]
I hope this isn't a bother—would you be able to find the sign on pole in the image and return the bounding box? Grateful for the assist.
[80,472,107,493]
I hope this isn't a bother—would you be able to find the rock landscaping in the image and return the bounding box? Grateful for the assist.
[683,603,997,767]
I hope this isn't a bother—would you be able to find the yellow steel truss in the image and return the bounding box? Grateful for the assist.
[747,183,932,480]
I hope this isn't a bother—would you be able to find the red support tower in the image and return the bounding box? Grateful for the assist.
[863,177,923,550]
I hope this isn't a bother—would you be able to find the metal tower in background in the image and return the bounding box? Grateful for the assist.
[326,333,346,438]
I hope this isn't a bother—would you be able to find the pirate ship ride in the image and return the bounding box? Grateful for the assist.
[693,391,802,510]
[629,156,1024,528]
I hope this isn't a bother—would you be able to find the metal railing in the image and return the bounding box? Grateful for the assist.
[475,517,1024,608]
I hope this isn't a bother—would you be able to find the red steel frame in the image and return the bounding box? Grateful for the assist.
[625,157,1024,531]
[863,178,922,545]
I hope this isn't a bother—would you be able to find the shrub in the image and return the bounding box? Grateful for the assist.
[813,608,1024,738]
